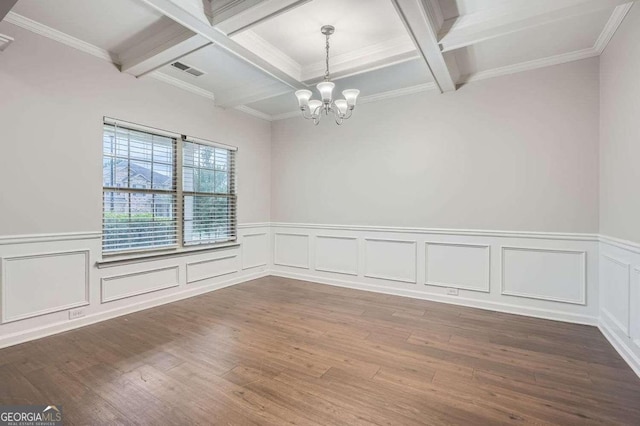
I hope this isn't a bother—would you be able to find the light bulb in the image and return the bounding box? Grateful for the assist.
[308,100,323,116]
[334,99,348,116]
[316,81,335,103]
[294,89,312,109]
[342,89,360,108]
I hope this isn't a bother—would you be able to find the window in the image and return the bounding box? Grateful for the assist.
[102,120,237,254]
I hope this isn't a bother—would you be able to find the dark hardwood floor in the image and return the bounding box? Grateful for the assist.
[1,276,639,425]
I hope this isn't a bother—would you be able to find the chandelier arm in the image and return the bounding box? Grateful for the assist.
[300,108,314,120]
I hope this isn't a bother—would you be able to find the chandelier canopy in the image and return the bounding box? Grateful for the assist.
[294,25,360,125]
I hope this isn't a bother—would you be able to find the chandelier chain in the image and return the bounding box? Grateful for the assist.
[324,33,330,81]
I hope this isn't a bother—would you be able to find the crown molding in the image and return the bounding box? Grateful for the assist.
[232,30,301,80]
[301,36,418,82]
[0,33,14,52]
[4,12,114,63]
[459,48,599,85]
[235,105,273,121]
[149,71,216,100]
[594,2,634,54]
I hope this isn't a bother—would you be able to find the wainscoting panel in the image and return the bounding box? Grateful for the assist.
[101,265,180,303]
[1,250,90,323]
[501,247,586,305]
[315,235,358,276]
[274,233,309,269]
[633,268,640,344]
[187,255,239,284]
[242,233,268,270]
[425,242,490,292]
[600,254,631,336]
[364,238,417,283]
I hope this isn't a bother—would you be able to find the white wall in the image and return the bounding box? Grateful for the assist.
[0,22,271,236]
[597,4,640,377]
[600,4,640,245]
[272,58,600,233]
[0,22,271,347]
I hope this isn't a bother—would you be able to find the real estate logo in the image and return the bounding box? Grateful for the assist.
[0,405,62,426]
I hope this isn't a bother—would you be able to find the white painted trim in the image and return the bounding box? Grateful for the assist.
[602,307,631,337]
[598,319,640,378]
[232,30,301,80]
[0,232,101,245]
[460,48,599,85]
[424,241,491,293]
[314,235,359,276]
[363,238,418,284]
[271,270,597,326]
[234,105,273,121]
[0,33,14,52]
[241,232,269,270]
[273,232,310,269]
[0,270,269,350]
[594,3,634,54]
[149,71,216,101]
[600,234,640,254]
[272,222,598,241]
[4,12,114,62]
[186,254,239,284]
[500,246,587,305]
[601,254,632,336]
[1,250,91,323]
[100,265,180,303]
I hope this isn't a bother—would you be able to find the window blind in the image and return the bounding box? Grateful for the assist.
[102,123,178,253]
[182,139,237,246]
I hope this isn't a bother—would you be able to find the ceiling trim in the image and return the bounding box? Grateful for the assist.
[4,11,114,62]
[0,33,14,52]
[215,0,312,36]
[301,36,419,82]
[234,105,273,121]
[594,2,634,53]
[149,71,216,100]
[438,0,636,53]
[391,0,457,93]
[138,0,307,90]
[232,30,301,79]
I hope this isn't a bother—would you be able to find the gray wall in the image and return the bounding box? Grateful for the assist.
[271,59,600,233]
[600,4,640,244]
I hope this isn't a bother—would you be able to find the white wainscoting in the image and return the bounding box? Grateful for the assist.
[599,236,640,377]
[501,247,586,305]
[274,233,309,269]
[425,242,490,292]
[1,249,90,323]
[315,235,358,276]
[242,232,268,270]
[270,223,599,327]
[0,224,270,349]
[187,254,239,284]
[101,265,180,303]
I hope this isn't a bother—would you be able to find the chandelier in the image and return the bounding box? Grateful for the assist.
[294,25,360,125]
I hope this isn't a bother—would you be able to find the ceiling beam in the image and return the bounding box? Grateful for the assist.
[118,22,211,77]
[137,0,307,89]
[439,0,637,52]
[391,0,457,93]
[215,81,291,107]
[212,0,311,36]
[0,0,18,21]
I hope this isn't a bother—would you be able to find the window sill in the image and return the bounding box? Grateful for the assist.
[96,242,240,268]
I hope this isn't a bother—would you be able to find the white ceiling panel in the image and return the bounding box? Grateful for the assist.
[156,43,291,104]
[11,0,171,53]
[454,8,612,76]
[246,0,412,66]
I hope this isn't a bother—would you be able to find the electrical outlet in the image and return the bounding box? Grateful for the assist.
[446,288,459,296]
[69,308,86,320]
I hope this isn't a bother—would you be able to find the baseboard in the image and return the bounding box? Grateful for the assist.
[270,270,598,326]
[598,319,640,378]
[0,270,268,350]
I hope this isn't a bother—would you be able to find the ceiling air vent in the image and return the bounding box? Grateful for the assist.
[171,61,205,77]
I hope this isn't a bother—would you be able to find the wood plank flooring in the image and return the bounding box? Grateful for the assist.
[1,276,639,425]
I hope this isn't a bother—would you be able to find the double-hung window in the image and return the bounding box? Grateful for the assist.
[102,119,237,255]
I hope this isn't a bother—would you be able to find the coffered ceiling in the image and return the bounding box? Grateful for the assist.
[4,0,636,121]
